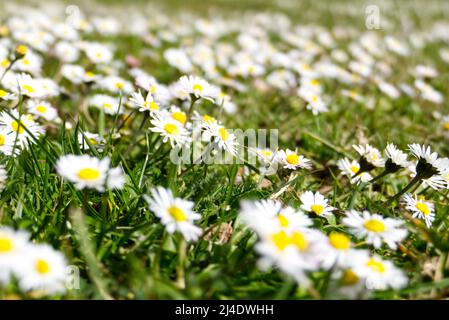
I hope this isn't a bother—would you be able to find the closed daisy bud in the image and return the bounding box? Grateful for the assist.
[14,44,27,59]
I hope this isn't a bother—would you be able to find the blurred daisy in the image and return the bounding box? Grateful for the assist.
[343,210,407,249]
[16,244,68,294]
[26,100,58,121]
[56,155,125,191]
[320,232,354,269]
[402,193,435,227]
[300,191,334,217]
[144,187,202,241]
[128,90,160,113]
[0,110,45,148]
[0,226,29,284]
[89,94,122,115]
[78,132,105,152]
[277,149,312,170]
[174,75,219,102]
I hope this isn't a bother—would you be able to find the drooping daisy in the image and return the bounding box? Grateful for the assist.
[353,144,385,170]
[353,253,408,290]
[0,226,29,284]
[277,149,312,170]
[56,155,125,191]
[402,193,435,227]
[300,191,334,217]
[408,144,449,190]
[173,75,219,102]
[149,114,190,148]
[342,210,407,249]
[384,143,411,172]
[16,244,68,294]
[26,100,58,121]
[144,187,202,241]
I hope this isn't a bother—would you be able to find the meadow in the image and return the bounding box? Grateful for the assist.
[0,0,449,300]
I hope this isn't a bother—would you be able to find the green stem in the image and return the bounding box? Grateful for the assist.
[175,238,187,289]
[385,174,422,206]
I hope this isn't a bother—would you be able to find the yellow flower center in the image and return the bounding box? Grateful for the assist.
[85,71,95,78]
[271,230,290,251]
[150,85,157,94]
[350,165,359,174]
[364,219,385,233]
[443,123,449,130]
[115,82,123,90]
[36,105,47,113]
[0,59,10,68]
[311,204,324,215]
[0,89,7,97]
[329,233,351,250]
[340,269,359,286]
[11,120,25,134]
[415,202,430,216]
[143,101,159,110]
[286,153,299,165]
[35,259,50,274]
[310,79,320,86]
[167,205,187,222]
[172,111,187,124]
[103,103,112,109]
[15,44,27,56]
[77,168,100,180]
[260,150,272,157]
[202,114,216,124]
[312,95,318,103]
[218,127,229,141]
[192,83,203,93]
[277,214,289,227]
[23,85,35,94]
[89,138,97,145]
[22,59,30,66]
[164,123,179,135]
[0,134,4,146]
[366,258,385,273]
[290,231,308,251]
[0,237,13,253]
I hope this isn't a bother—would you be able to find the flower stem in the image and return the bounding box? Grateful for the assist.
[175,237,187,289]
[385,174,422,206]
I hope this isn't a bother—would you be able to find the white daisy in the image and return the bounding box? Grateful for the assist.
[384,143,411,171]
[353,144,385,168]
[173,75,219,103]
[128,90,161,113]
[149,114,190,148]
[0,226,29,284]
[26,100,58,121]
[402,193,435,228]
[144,187,202,241]
[56,155,125,192]
[299,191,334,217]
[342,210,407,249]
[89,94,123,115]
[277,149,312,170]
[0,110,45,148]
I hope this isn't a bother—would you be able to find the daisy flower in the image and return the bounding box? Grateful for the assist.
[128,90,160,113]
[0,127,19,156]
[0,226,29,284]
[78,132,105,152]
[277,149,312,170]
[97,75,133,95]
[353,253,408,290]
[353,144,385,170]
[56,155,125,192]
[89,94,122,115]
[384,143,411,172]
[299,191,334,217]
[408,144,449,190]
[342,210,407,249]
[26,100,58,121]
[163,48,193,73]
[16,244,68,294]
[173,75,219,102]
[205,125,238,156]
[144,187,202,241]
[320,232,355,270]
[0,110,45,148]
[149,114,190,148]
[402,193,435,227]
[0,89,16,101]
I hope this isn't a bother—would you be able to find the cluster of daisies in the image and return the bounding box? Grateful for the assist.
[0,226,68,294]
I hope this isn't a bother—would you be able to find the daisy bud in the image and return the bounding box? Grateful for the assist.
[14,44,27,59]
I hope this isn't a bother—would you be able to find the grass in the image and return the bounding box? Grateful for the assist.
[0,0,449,300]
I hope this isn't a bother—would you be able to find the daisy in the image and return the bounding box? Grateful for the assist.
[97,75,133,95]
[56,155,125,192]
[78,132,105,152]
[0,127,19,156]
[337,158,372,184]
[89,94,122,115]
[16,244,68,294]
[384,143,411,172]
[408,144,449,190]
[163,48,193,73]
[26,100,58,121]
[83,43,113,64]
[0,226,29,285]
[320,232,355,270]
[402,193,435,227]
[0,89,16,101]
[277,149,312,170]
[300,191,334,217]
[342,210,407,249]
[144,187,202,241]
[173,75,219,102]
[353,144,385,170]
[204,124,238,156]
[128,90,160,113]
[0,110,45,148]
[353,253,408,290]
[149,114,190,148]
